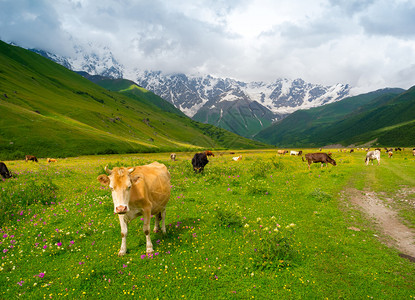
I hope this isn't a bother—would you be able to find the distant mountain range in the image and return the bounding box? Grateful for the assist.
[29,46,351,138]
[254,87,415,147]
[24,43,415,147]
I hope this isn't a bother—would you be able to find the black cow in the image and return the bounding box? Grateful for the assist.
[0,162,12,179]
[303,153,337,170]
[192,152,209,173]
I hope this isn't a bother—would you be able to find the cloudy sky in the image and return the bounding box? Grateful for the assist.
[1,0,415,93]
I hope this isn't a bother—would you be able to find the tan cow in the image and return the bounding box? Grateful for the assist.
[47,158,57,163]
[97,162,171,256]
[277,150,288,155]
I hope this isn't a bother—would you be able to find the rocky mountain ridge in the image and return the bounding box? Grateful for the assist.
[30,46,351,137]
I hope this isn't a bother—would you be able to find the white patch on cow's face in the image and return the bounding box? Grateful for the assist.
[108,168,134,214]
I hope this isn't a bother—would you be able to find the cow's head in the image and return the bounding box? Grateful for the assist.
[97,166,140,214]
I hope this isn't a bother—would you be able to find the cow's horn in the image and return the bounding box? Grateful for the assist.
[104,165,112,175]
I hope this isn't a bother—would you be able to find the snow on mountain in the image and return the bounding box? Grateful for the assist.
[28,45,351,136]
[131,72,350,117]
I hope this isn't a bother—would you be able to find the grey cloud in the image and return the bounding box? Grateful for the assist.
[0,0,71,53]
[359,2,415,37]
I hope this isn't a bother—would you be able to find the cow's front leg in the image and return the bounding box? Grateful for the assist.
[143,210,153,255]
[118,214,128,256]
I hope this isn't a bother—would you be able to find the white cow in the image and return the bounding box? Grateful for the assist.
[290,150,303,156]
[365,150,381,165]
[232,155,242,161]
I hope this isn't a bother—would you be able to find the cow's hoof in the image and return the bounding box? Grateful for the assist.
[146,249,154,255]
[118,251,126,257]
[153,228,159,233]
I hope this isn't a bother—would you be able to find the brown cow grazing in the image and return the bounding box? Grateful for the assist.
[98,162,171,256]
[204,150,215,157]
[47,158,57,163]
[303,153,337,170]
[277,150,288,155]
[170,153,176,161]
[388,151,393,158]
[25,155,38,162]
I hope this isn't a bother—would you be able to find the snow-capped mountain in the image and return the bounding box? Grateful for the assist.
[30,46,351,137]
[130,71,350,117]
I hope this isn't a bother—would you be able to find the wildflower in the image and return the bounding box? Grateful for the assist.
[17,280,24,286]
[274,228,279,232]
[140,254,146,259]
[43,245,48,250]
[35,272,45,278]
[70,241,75,245]
[244,223,249,228]
[56,242,62,247]
[256,217,261,222]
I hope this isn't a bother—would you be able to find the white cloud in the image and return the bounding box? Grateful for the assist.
[1,0,415,92]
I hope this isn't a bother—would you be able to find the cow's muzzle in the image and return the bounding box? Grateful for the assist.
[115,205,128,214]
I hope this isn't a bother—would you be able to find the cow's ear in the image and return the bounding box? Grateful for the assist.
[97,174,110,185]
[130,173,142,183]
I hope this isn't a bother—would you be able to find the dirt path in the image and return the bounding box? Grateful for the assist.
[344,187,415,261]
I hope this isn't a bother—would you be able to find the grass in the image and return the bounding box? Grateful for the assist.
[1,149,415,298]
[0,40,267,159]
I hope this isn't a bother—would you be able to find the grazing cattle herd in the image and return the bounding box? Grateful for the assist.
[1,146,414,256]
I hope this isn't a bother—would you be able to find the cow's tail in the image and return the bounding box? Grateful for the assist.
[302,156,305,162]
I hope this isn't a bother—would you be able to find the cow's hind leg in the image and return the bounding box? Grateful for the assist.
[160,209,166,233]
[153,209,167,234]
[154,212,161,233]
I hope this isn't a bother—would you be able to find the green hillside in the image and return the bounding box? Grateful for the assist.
[193,99,274,138]
[254,88,413,147]
[94,78,186,117]
[0,41,267,159]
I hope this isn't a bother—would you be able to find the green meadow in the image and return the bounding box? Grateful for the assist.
[1,149,415,299]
